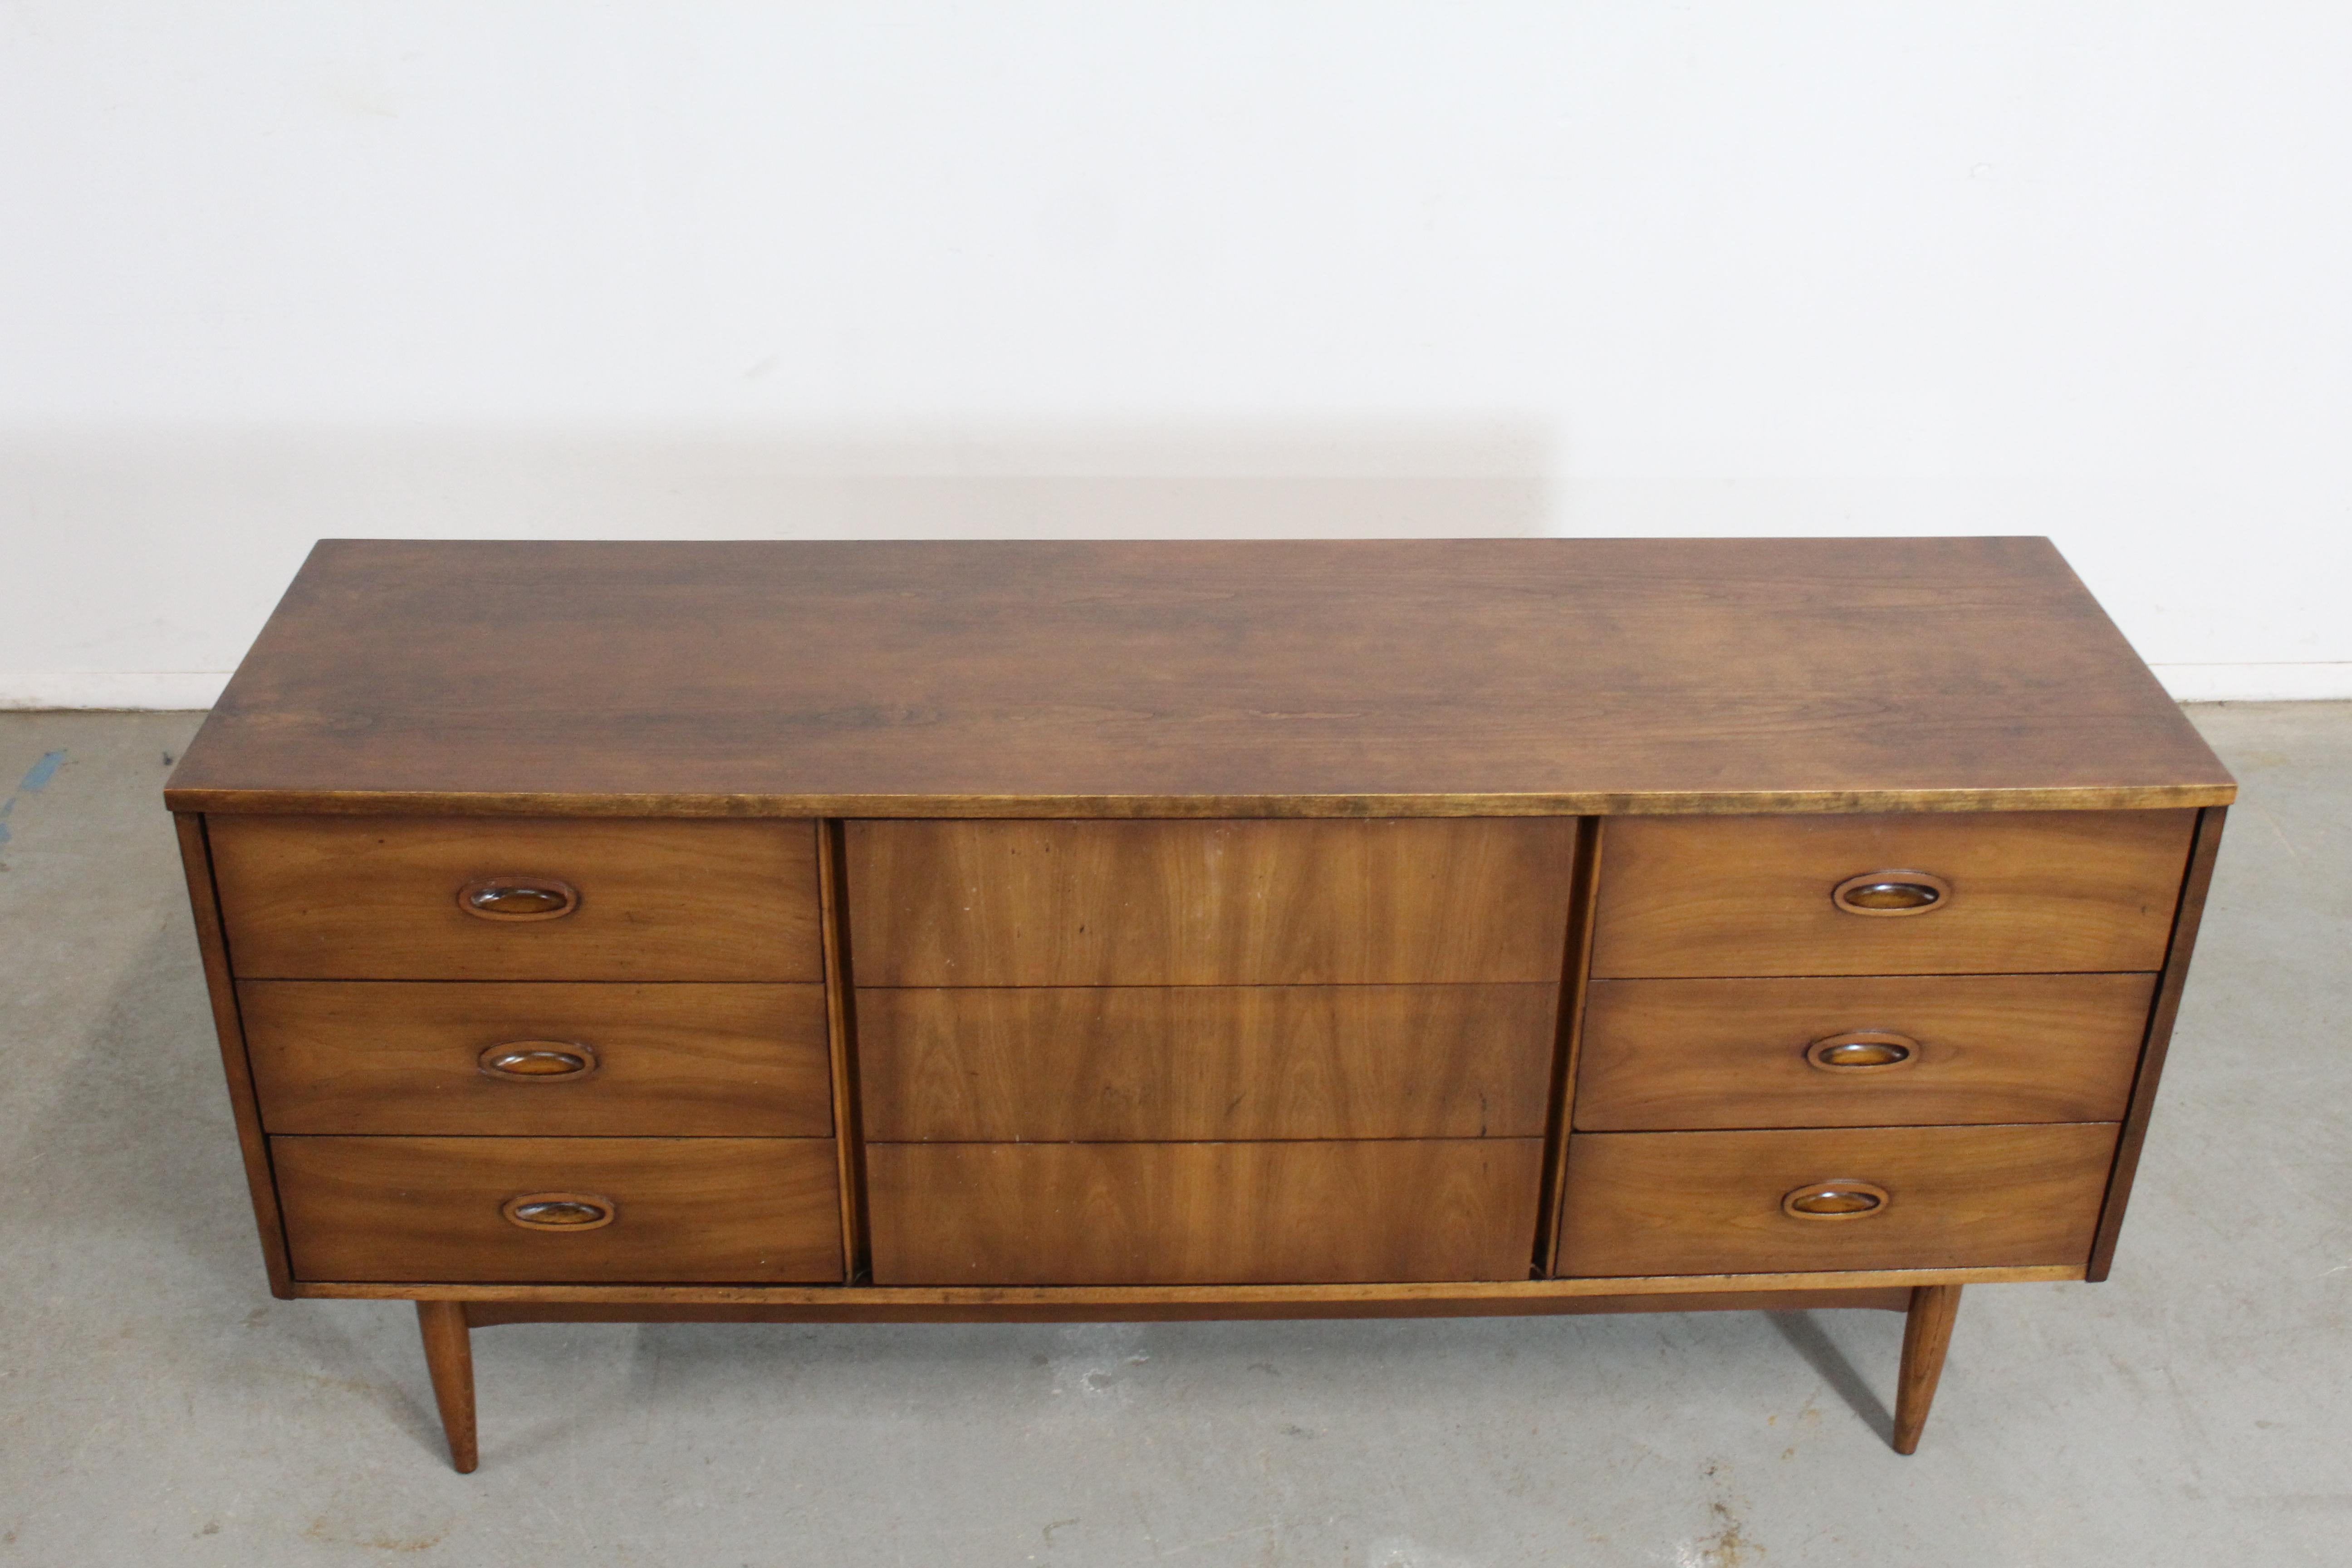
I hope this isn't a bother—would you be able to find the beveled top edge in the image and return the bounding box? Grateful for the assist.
[165,783,2237,818]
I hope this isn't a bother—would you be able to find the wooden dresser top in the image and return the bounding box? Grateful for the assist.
[165,537,2234,817]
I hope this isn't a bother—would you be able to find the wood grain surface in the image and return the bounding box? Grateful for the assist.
[274,1136,843,1284]
[174,814,295,1296]
[1534,815,1605,1277]
[241,981,833,1136]
[1573,974,2157,1130]
[209,816,820,980]
[857,984,1558,1141]
[295,1264,2080,1305]
[2091,803,2229,1279]
[847,818,1576,985]
[1556,1123,2117,1276]
[1591,810,2194,978]
[1892,1283,1964,1455]
[456,1286,1918,1325]
[867,1139,1546,1284]
[415,1301,478,1472]
[817,819,869,1282]
[165,538,2234,817]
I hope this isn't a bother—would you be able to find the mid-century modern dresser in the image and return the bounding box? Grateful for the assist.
[164,537,2232,1470]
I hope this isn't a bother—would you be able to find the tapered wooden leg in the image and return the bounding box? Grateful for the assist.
[416,1300,479,1473]
[1891,1283,1963,1455]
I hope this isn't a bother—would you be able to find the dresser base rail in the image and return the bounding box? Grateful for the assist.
[385,1272,2014,1470]
[452,1286,1915,1326]
[308,1262,2072,1308]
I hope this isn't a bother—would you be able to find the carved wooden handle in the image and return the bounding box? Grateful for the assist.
[478,1041,599,1082]
[500,1193,617,1231]
[1832,870,1951,916]
[459,876,580,921]
[1781,1180,1890,1220]
[1805,1031,1919,1072]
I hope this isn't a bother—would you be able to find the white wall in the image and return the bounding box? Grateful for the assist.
[5,2,2348,707]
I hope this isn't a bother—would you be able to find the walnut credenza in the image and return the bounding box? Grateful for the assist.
[164,537,2233,1470]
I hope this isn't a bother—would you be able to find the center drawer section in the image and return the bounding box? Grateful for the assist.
[867,1140,1546,1285]
[848,818,1576,1285]
[859,984,1557,1142]
[846,819,1577,986]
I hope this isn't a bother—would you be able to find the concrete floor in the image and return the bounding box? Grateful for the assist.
[0,704,2344,1567]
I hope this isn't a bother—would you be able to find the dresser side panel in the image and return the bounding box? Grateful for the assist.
[2087,804,2228,1279]
[175,813,295,1297]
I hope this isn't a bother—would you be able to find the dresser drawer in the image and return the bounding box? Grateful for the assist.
[867,1139,1545,1284]
[241,981,833,1136]
[273,1136,843,1283]
[846,819,1577,986]
[209,817,821,981]
[1573,974,2155,1131]
[858,983,1557,1141]
[1591,811,2193,979]
[1557,1124,2116,1276]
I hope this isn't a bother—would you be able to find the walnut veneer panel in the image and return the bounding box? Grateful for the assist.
[1574,974,2156,1131]
[242,982,833,1137]
[867,1140,1546,1284]
[858,984,1557,1141]
[165,538,2234,815]
[1591,811,2194,978]
[274,1136,843,1284]
[847,819,1576,986]
[209,817,820,980]
[1558,1124,2117,1277]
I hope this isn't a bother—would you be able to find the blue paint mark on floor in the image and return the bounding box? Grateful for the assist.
[0,750,64,852]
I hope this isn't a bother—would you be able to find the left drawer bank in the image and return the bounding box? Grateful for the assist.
[202,816,845,1286]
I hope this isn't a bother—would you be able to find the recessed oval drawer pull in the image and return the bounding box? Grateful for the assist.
[458,876,581,921]
[500,1192,617,1231]
[1804,1030,1919,1072]
[1831,870,1952,916]
[477,1041,599,1082]
[1780,1180,1890,1220]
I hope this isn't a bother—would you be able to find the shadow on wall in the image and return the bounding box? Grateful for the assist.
[0,422,1554,704]
[5,420,1555,541]
[11,424,2351,706]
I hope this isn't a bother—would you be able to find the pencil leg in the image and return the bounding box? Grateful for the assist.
[1891,1284,1963,1455]
[416,1300,479,1473]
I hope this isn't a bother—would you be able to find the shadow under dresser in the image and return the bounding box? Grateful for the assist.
[163,536,2234,1470]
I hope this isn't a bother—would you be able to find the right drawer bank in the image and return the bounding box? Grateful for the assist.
[1558,809,2198,1277]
